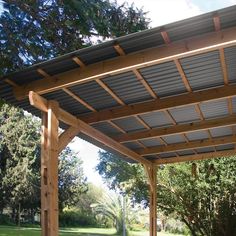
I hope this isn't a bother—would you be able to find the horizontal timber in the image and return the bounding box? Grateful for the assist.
[14,26,236,100]
[80,85,236,124]
[137,135,236,156]
[29,91,151,166]
[115,115,236,142]
[153,150,236,164]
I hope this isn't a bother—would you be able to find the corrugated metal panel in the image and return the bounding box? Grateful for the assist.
[69,81,118,110]
[177,150,195,156]
[139,61,187,97]
[224,46,236,84]
[232,97,236,113]
[197,147,215,153]
[119,30,164,54]
[112,117,146,133]
[186,130,209,141]
[180,51,224,91]
[159,152,176,158]
[40,59,79,76]
[140,111,173,128]
[92,122,123,136]
[200,99,229,119]
[162,134,185,144]
[216,143,235,151]
[169,105,200,124]
[140,138,163,147]
[124,142,142,150]
[103,72,152,104]
[78,45,118,65]
[43,90,90,115]
[220,6,236,29]
[166,14,214,42]
[209,126,232,137]
[146,155,158,160]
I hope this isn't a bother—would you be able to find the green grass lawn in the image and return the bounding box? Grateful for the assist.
[0,226,183,236]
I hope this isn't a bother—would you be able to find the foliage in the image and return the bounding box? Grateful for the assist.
[96,150,236,236]
[58,147,88,211]
[0,0,149,75]
[0,103,88,222]
[0,104,40,217]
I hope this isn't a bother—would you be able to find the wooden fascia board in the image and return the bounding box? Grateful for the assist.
[14,26,236,100]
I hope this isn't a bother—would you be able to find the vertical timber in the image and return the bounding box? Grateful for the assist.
[145,165,157,236]
[41,101,59,236]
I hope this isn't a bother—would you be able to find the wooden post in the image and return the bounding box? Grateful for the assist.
[41,100,59,236]
[149,166,157,236]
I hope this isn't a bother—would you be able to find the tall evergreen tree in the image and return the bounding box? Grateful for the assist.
[0,0,149,75]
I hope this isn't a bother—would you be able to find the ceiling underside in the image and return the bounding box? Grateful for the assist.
[1,5,236,164]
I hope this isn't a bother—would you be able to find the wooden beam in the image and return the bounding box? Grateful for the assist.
[213,14,221,32]
[62,88,96,112]
[95,79,125,105]
[29,91,151,166]
[41,100,59,236]
[161,31,171,44]
[58,126,80,153]
[137,135,236,156]
[14,26,236,100]
[153,150,236,165]
[79,85,236,124]
[72,57,86,67]
[4,79,20,87]
[146,165,157,236]
[115,115,236,142]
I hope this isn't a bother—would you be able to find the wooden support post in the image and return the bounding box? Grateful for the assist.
[145,165,157,236]
[41,101,59,236]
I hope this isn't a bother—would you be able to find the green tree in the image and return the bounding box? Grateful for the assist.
[96,150,236,236]
[0,104,40,220]
[0,0,149,75]
[58,147,88,212]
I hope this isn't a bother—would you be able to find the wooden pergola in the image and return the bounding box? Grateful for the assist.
[2,5,236,236]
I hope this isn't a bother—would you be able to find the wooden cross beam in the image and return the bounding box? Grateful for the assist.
[137,136,236,156]
[114,115,236,142]
[79,84,236,124]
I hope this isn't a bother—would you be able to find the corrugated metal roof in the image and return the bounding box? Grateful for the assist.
[186,130,209,141]
[140,138,163,147]
[139,61,187,98]
[103,72,152,104]
[139,111,173,128]
[112,117,146,133]
[1,5,236,163]
[180,51,224,91]
[224,46,236,84]
[69,81,119,110]
[169,105,200,124]
[200,99,229,119]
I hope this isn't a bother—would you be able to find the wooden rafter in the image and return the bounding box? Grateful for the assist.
[4,78,20,87]
[72,56,86,67]
[29,91,151,166]
[114,115,236,142]
[153,149,236,164]
[79,85,236,124]
[136,135,236,156]
[14,26,236,100]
